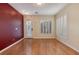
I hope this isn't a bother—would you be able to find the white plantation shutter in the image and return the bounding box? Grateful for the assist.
[40,20,51,34]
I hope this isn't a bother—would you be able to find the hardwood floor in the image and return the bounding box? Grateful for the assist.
[0,39,24,55]
[0,38,79,55]
[23,38,79,55]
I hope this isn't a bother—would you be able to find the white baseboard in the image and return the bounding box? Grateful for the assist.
[32,37,56,39]
[57,39,79,53]
[24,37,56,39]
[0,38,24,53]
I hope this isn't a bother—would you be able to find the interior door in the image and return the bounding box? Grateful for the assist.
[26,21,32,38]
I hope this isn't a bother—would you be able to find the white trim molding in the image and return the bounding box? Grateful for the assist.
[0,38,24,53]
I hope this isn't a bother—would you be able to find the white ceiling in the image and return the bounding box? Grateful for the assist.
[9,3,67,15]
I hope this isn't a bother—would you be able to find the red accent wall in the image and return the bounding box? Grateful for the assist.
[0,3,23,50]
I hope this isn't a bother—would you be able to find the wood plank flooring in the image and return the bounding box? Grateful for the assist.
[23,38,79,55]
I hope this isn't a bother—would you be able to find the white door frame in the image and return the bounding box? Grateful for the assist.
[24,20,32,38]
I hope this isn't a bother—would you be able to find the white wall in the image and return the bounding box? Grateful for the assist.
[24,15,56,38]
[56,4,79,52]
